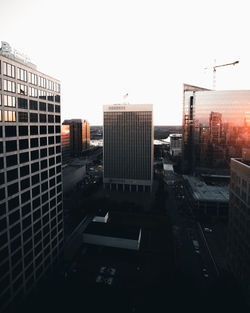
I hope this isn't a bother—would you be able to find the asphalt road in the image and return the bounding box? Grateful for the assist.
[165,177,218,289]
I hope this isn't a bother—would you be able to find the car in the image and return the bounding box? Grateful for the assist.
[204,228,212,233]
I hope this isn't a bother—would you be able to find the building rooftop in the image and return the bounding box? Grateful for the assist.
[184,175,229,202]
[84,222,141,240]
[232,158,250,168]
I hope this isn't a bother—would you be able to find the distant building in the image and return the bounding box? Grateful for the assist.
[227,148,250,284]
[169,134,182,157]
[61,124,70,164]
[182,84,250,174]
[62,119,90,157]
[103,104,153,192]
[0,41,63,312]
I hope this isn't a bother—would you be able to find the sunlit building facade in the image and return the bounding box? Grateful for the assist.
[62,119,90,157]
[103,104,153,191]
[0,42,63,312]
[61,124,70,164]
[182,84,250,174]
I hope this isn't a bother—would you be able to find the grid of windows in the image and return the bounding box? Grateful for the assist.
[0,54,62,312]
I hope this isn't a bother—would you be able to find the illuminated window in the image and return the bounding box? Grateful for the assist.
[17,68,27,82]
[3,79,15,93]
[4,111,16,122]
[4,95,16,107]
[17,84,28,95]
[3,62,15,78]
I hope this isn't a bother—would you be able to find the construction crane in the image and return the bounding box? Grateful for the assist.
[204,60,239,90]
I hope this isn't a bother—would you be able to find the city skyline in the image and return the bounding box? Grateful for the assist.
[1,0,250,125]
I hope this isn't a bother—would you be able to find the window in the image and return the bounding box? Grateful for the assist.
[39,114,46,123]
[6,140,17,152]
[28,72,37,85]
[56,145,61,153]
[21,178,30,190]
[30,113,38,123]
[19,139,29,150]
[49,147,55,155]
[48,103,54,112]
[56,126,60,133]
[48,115,54,123]
[17,84,28,96]
[30,138,38,148]
[20,165,29,177]
[40,148,47,158]
[41,160,48,169]
[3,62,15,78]
[48,136,54,145]
[17,68,27,82]
[49,157,55,166]
[5,126,17,137]
[5,111,16,122]
[29,87,38,98]
[39,102,46,111]
[19,126,28,136]
[38,76,46,88]
[20,152,29,163]
[30,126,38,135]
[38,89,46,99]
[8,196,19,211]
[40,137,47,146]
[47,92,54,101]
[48,126,54,134]
[18,97,28,109]
[55,105,60,112]
[18,112,28,123]
[3,79,15,92]
[6,155,17,167]
[8,183,19,196]
[29,100,38,110]
[7,169,18,182]
[41,171,48,181]
[0,94,1,106]
[4,95,16,107]
[55,115,60,123]
[55,95,60,103]
[56,136,60,143]
[40,126,46,134]
[32,174,39,184]
[31,162,39,173]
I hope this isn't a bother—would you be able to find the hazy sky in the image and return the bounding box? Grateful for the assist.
[1,0,250,125]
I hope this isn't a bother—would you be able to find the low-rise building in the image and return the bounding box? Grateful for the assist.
[183,175,229,217]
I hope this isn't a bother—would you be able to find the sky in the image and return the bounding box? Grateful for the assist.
[1,0,250,125]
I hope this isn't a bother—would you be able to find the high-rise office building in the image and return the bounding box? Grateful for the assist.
[0,41,63,311]
[62,119,90,157]
[227,148,250,284]
[103,104,153,192]
[169,134,182,157]
[61,125,70,164]
[182,84,250,173]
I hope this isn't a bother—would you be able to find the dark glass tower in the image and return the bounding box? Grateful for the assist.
[182,84,250,174]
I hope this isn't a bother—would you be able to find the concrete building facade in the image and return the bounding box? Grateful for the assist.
[103,104,153,192]
[227,149,250,284]
[0,41,63,311]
